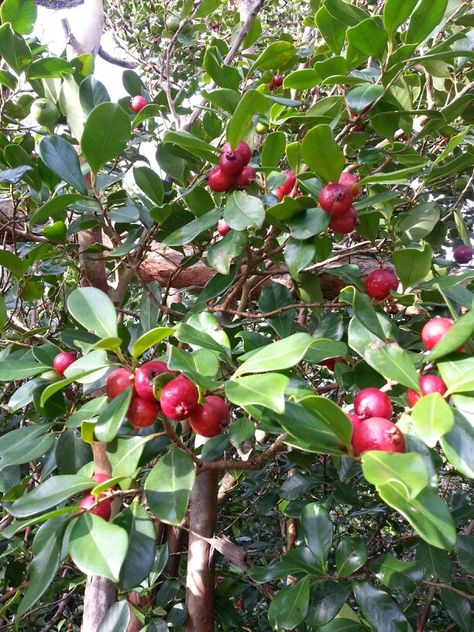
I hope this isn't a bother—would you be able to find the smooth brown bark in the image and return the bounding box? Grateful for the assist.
[185,449,219,632]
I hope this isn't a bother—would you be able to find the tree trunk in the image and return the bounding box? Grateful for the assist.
[185,436,219,632]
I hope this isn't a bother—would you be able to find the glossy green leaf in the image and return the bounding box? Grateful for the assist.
[10,475,93,517]
[26,56,73,79]
[347,18,388,65]
[203,46,240,90]
[300,503,333,570]
[235,333,316,377]
[362,451,429,499]
[81,102,131,173]
[207,229,247,275]
[67,287,118,339]
[115,502,156,590]
[288,208,329,239]
[398,203,440,242]
[176,321,229,357]
[364,340,419,390]
[162,208,221,247]
[440,411,474,478]
[0,23,31,74]
[283,69,319,89]
[260,131,286,168]
[29,193,92,225]
[163,129,218,163]
[107,436,149,479]
[336,537,368,577]
[406,0,448,44]
[56,430,92,475]
[132,327,175,359]
[353,582,412,632]
[69,513,128,582]
[226,90,271,148]
[95,387,133,442]
[393,243,432,288]
[250,40,296,72]
[79,76,111,114]
[268,576,311,630]
[145,448,196,525]
[383,0,418,39]
[346,84,383,113]
[284,238,316,280]
[223,191,265,231]
[456,535,474,574]
[97,601,131,632]
[38,136,87,194]
[438,356,474,395]
[315,6,346,54]
[428,309,474,362]
[0,425,54,471]
[302,124,344,182]
[411,393,454,448]
[168,347,219,388]
[225,373,289,414]
[1,0,37,34]
[133,166,164,206]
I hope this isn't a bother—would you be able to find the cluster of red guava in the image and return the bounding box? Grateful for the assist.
[319,172,361,234]
[268,74,283,91]
[208,141,256,193]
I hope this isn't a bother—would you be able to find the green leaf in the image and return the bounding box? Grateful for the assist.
[288,208,329,240]
[364,340,420,390]
[325,0,368,25]
[304,339,348,365]
[228,417,255,448]
[97,602,131,632]
[428,309,474,363]
[225,373,289,414]
[115,503,156,590]
[176,321,229,357]
[406,0,448,44]
[0,23,31,74]
[10,475,93,518]
[258,283,295,338]
[162,208,221,247]
[56,430,92,475]
[132,327,175,359]
[315,6,346,54]
[0,165,32,185]
[347,18,388,65]
[336,537,367,577]
[95,387,133,443]
[284,238,316,280]
[353,582,413,632]
[398,203,440,242]
[223,190,265,230]
[133,166,164,206]
[250,40,296,72]
[0,295,7,330]
[203,46,240,90]
[342,286,386,340]
[235,333,317,377]
[284,68,319,90]
[1,0,37,34]
[393,243,432,288]
[69,513,128,582]
[440,411,474,478]
[456,535,474,574]
[411,393,454,448]
[168,347,219,389]
[107,436,149,480]
[383,0,418,39]
[67,287,118,339]
[362,451,429,499]
[261,131,286,169]
[306,581,352,627]
[207,229,247,275]
[26,56,73,79]
[300,503,333,570]
[346,84,383,113]
[302,124,344,182]
[163,130,218,163]
[29,194,92,225]
[79,76,110,114]
[17,516,68,616]
[268,576,311,630]
[438,356,474,395]
[81,102,131,173]
[38,136,87,195]
[0,357,49,381]
[0,425,54,471]
[226,90,271,148]
[145,448,196,525]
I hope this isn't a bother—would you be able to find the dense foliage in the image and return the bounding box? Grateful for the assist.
[0,0,473,630]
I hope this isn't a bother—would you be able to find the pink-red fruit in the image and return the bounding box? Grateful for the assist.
[130,95,148,113]
[189,395,229,438]
[208,167,233,193]
[407,374,448,407]
[53,351,76,376]
[127,397,159,428]
[106,367,135,400]
[218,150,244,176]
[160,375,199,420]
[217,219,231,237]
[347,412,363,428]
[365,268,398,300]
[320,183,353,216]
[421,317,454,350]
[352,417,406,456]
[79,494,112,520]
[338,171,360,199]
[453,245,472,264]
[328,207,358,234]
[354,388,392,420]
[222,141,251,166]
[236,165,256,187]
[134,360,169,402]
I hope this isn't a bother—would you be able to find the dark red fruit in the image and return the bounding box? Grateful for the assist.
[134,360,169,402]
[351,417,406,456]
[160,374,199,420]
[328,207,359,234]
[347,412,363,428]
[222,141,251,165]
[407,374,448,407]
[320,356,347,371]
[218,150,244,176]
[453,245,473,264]
[421,317,454,350]
[217,219,231,237]
[208,166,233,193]
[79,493,112,520]
[91,473,110,484]
[272,75,283,87]
[189,395,229,437]
[106,367,135,400]
[338,171,360,199]
[127,397,159,428]
[365,268,399,300]
[354,388,392,420]
[236,165,256,187]
[281,171,296,195]
[319,183,353,216]
[351,123,364,132]
[53,351,76,376]
[130,95,148,113]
